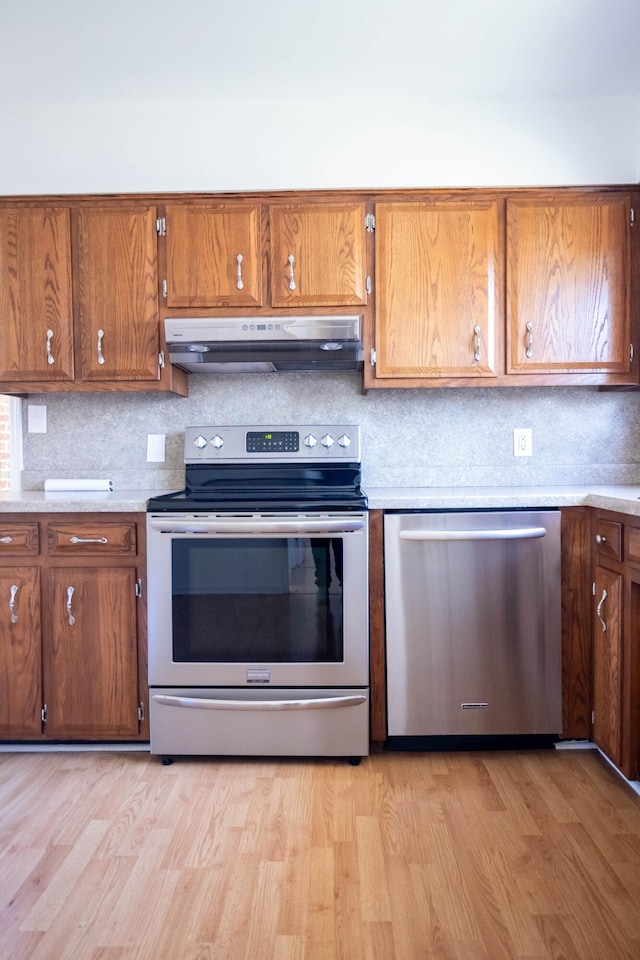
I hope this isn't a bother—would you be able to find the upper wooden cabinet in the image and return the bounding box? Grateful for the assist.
[0,207,74,382]
[76,206,162,383]
[506,193,632,376]
[0,202,186,396]
[163,203,263,308]
[160,200,368,310]
[373,200,502,380]
[269,202,368,307]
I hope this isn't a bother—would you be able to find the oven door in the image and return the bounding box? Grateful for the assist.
[146,512,369,688]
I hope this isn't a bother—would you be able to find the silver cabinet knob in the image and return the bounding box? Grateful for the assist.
[595,534,607,544]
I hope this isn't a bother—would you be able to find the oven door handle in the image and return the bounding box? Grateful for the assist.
[152,693,367,711]
[148,519,366,534]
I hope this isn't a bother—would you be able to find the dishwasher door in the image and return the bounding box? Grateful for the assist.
[384,511,562,741]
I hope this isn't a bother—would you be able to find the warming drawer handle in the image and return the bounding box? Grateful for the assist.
[152,694,367,712]
[148,519,365,535]
[398,527,547,542]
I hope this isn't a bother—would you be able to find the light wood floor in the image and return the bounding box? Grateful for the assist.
[1,748,639,959]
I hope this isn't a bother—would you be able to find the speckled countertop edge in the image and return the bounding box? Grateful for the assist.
[3,485,640,516]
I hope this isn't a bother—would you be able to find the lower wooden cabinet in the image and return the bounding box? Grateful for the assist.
[592,563,623,766]
[0,565,42,737]
[591,510,640,780]
[0,513,148,742]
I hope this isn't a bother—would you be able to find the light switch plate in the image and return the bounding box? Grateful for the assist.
[27,404,47,433]
[146,433,166,463]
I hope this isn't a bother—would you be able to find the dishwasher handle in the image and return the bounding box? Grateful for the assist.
[398,526,547,542]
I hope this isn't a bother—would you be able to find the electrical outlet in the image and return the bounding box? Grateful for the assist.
[513,427,533,457]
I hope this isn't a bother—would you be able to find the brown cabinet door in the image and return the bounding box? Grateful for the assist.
[269,203,367,307]
[43,566,140,738]
[0,207,74,382]
[0,567,42,737]
[76,206,160,382]
[592,564,623,766]
[506,194,631,375]
[374,201,502,378]
[164,203,262,307]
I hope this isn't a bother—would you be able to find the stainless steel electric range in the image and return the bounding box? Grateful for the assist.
[146,424,369,763]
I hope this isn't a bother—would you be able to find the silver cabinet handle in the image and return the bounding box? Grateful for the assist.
[595,534,607,544]
[288,254,296,291]
[0,536,13,544]
[596,587,608,633]
[97,328,105,365]
[525,321,533,358]
[46,328,55,366]
[473,324,482,362]
[66,585,76,626]
[69,536,108,544]
[236,253,244,290]
[9,584,18,623]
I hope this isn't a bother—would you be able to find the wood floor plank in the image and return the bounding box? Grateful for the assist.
[1,749,640,959]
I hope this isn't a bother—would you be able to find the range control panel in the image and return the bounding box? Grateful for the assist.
[184,425,361,463]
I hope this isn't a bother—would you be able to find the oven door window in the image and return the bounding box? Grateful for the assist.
[171,537,344,662]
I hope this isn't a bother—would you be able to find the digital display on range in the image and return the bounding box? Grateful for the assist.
[246,431,300,453]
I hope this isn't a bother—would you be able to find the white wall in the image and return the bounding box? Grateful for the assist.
[1,92,637,195]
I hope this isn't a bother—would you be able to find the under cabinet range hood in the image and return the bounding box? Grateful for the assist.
[164,316,364,373]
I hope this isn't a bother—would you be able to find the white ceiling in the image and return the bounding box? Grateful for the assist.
[1,0,639,107]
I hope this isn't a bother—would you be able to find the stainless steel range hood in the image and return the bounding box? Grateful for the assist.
[165,316,364,373]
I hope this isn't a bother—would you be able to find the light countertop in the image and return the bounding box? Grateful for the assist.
[2,484,640,516]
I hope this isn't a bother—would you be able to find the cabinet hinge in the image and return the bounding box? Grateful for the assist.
[158,351,165,369]
[138,701,145,722]
[162,278,168,299]
[365,213,376,233]
[631,343,634,362]
[41,703,47,723]
[591,709,595,725]
[135,578,143,598]
[592,581,596,595]
[631,207,635,227]
[366,275,372,295]
[156,216,166,236]
[370,348,377,367]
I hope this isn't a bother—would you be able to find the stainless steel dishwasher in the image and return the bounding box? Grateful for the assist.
[384,510,562,747]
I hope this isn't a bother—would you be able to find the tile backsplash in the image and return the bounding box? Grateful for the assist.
[20,375,640,491]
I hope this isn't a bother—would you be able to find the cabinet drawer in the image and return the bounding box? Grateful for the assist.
[594,519,622,564]
[0,522,39,555]
[47,522,137,555]
[625,525,640,566]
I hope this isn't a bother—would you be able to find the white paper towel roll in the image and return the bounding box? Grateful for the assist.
[44,479,114,492]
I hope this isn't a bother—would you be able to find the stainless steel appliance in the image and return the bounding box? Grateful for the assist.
[384,510,561,747]
[146,424,369,761]
[164,315,364,373]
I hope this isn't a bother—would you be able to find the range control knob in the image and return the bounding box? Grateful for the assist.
[321,433,335,449]
[304,434,318,448]
[338,433,352,448]
[193,434,208,449]
[210,435,224,449]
